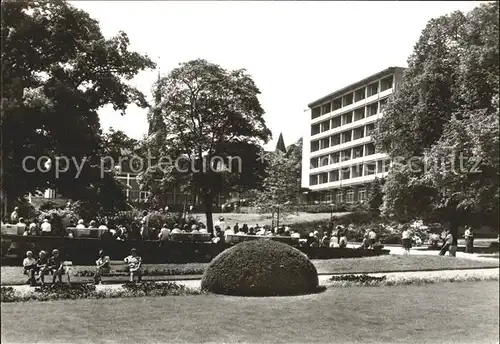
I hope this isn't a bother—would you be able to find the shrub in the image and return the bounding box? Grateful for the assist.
[201,240,319,296]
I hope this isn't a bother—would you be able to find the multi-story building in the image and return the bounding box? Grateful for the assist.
[301,67,405,204]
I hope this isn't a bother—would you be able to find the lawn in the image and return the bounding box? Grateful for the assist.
[1,255,498,285]
[1,281,498,343]
[192,211,347,226]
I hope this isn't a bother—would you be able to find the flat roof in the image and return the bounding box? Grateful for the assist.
[308,66,406,108]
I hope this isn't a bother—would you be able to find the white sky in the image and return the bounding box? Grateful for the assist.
[71,1,483,150]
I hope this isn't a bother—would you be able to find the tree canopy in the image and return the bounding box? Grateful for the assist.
[141,59,271,232]
[1,0,155,215]
[374,2,499,236]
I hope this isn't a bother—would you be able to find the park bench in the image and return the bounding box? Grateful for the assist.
[1,223,26,235]
[66,227,107,238]
[225,234,300,246]
[23,261,73,284]
[170,233,212,243]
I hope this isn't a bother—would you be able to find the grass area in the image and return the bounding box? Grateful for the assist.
[192,211,347,227]
[1,255,498,285]
[313,254,499,274]
[1,281,498,343]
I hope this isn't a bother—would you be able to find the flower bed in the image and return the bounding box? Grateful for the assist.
[327,272,499,287]
[1,282,200,303]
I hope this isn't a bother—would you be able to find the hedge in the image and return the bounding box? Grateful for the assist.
[201,240,319,296]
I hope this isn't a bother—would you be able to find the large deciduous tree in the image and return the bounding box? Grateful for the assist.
[374,2,499,242]
[1,0,155,216]
[142,59,271,233]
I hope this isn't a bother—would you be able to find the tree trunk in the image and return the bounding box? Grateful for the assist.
[204,194,214,235]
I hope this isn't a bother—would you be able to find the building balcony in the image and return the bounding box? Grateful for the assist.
[308,171,389,191]
[310,111,381,142]
[310,135,375,159]
[309,152,388,173]
[310,87,394,125]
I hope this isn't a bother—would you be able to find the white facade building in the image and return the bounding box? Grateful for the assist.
[301,67,405,204]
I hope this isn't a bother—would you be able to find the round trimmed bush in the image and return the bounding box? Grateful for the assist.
[201,239,319,296]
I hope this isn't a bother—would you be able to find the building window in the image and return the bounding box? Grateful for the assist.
[346,190,354,203]
[330,152,340,164]
[319,155,329,167]
[319,173,329,184]
[343,93,353,106]
[341,149,351,161]
[342,168,350,180]
[312,107,321,119]
[365,163,376,175]
[310,175,318,186]
[365,123,375,136]
[320,120,330,132]
[354,88,365,102]
[367,102,378,117]
[333,98,342,110]
[342,130,352,143]
[320,138,330,149]
[311,124,320,135]
[365,143,376,156]
[354,108,365,121]
[358,188,367,201]
[353,127,364,140]
[336,192,344,203]
[380,75,393,92]
[342,111,353,125]
[331,134,341,146]
[322,102,331,115]
[367,82,378,97]
[353,146,363,158]
[310,158,319,169]
[329,170,339,182]
[332,117,342,128]
[352,164,363,178]
[311,141,319,152]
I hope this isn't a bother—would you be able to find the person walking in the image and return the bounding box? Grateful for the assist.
[439,230,453,256]
[401,227,412,255]
[464,226,474,254]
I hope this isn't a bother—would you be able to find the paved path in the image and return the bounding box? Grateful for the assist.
[7,267,499,295]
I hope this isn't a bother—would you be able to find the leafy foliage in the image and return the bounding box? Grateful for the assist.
[1,0,155,214]
[374,2,499,235]
[141,59,271,232]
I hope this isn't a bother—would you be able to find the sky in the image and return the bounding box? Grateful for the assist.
[71,1,484,150]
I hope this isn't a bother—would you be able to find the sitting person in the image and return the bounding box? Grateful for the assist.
[47,249,64,284]
[124,248,142,283]
[248,227,256,235]
[191,224,200,234]
[224,225,235,240]
[28,220,38,235]
[36,250,49,285]
[76,219,86,229]
[94,250,110,285]
[235,227,246,236]
[256,227,267,236]
[171,223,181,234]
[320,233,330,247]
[23,251,38,286]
